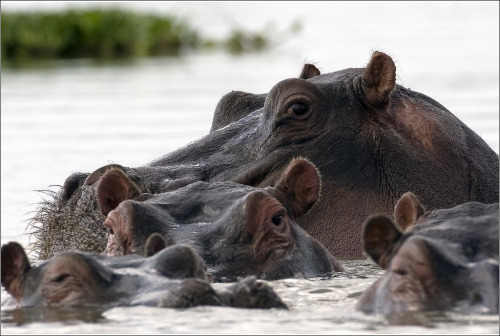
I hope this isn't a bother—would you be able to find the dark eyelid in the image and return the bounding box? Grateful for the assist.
[392,269,407,276]
[51,273,70,282]
[283,93,311,107]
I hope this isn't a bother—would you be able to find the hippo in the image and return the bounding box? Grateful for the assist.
[29,50,499,259]
[1,239,287,309]
[98,158,341,281]
[356,192,499,315]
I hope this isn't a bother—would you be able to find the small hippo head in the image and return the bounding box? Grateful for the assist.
[1,238,214,308]
[97,158,342,281]
[356,192,499,315]
[1,239,287,309]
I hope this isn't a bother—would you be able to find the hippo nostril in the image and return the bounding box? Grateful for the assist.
[60,173,88,203]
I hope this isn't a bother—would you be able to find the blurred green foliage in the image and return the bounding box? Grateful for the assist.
[1,10,201,61]
[2,9,300,64]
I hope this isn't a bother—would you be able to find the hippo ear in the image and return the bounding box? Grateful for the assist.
[276,158,321,218]
[211,91,267,132]
[361,51,396,107]
[96,169,141,216]
[1,242,30,298]
[85,163,127,186]
[362,215,402,269]
[394,192,426,232]
[144,233,167,257]
[299,63,321,79]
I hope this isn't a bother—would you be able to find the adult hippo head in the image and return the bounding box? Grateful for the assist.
[1,239,287,309]
[356,192,499,315]
[30,51,499,259]
[98,158,341,281]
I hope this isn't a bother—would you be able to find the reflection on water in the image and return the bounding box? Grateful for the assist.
[383,311,445,328]
[2,307,106,326]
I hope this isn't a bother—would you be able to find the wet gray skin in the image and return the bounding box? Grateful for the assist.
[29,51,499,259]
[99,158,342,281]
[1,239,287,309]
[356,192,499,315]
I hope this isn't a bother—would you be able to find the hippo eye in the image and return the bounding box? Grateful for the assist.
[393,269,407,276]
[51,273,70,283]
[271,215,283,226]
[288,102,309,116]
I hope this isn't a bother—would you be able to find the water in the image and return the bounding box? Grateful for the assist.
[3,260,498,334]
[1,2,498,334]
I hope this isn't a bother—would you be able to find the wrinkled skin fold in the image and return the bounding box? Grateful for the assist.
[29,50,499,259]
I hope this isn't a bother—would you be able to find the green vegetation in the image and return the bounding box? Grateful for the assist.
[223,20,302,54]
[1,9,201,61]
[1,9,301,65]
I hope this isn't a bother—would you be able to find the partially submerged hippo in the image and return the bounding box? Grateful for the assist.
[98,158,341,281]
[356,192,499,314]
[30,50,499,259]
[1,239,287,309]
